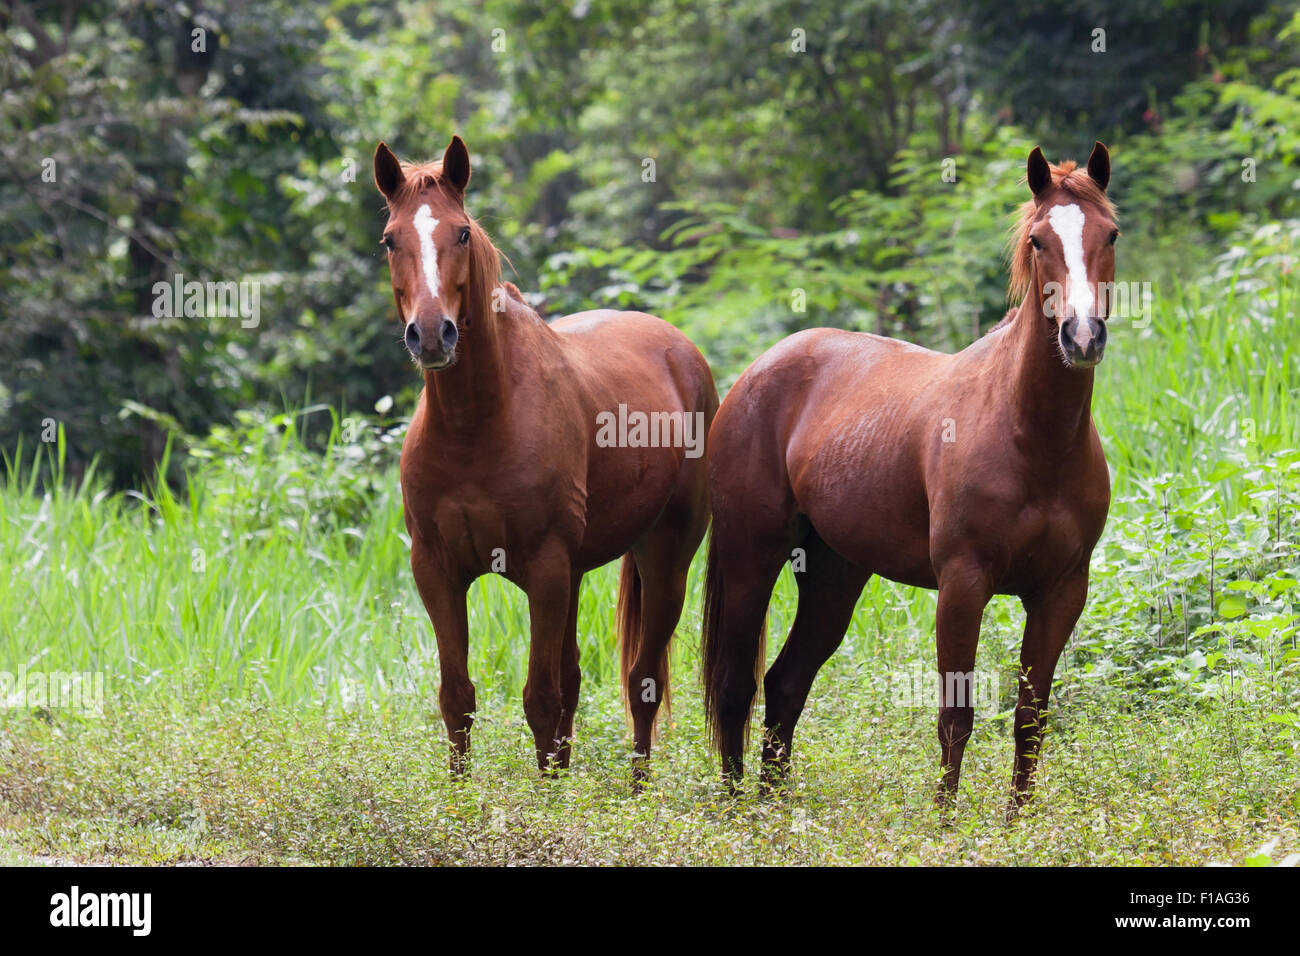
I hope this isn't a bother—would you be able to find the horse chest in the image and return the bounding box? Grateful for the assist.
[405,474,583,576]
[998,492,1105,588]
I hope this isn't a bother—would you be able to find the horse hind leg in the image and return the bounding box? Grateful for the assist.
[622,462,710,784]
[701,520,793,788]
[621,551,685,785]
[760,528,868,792]
[701,397,799,788]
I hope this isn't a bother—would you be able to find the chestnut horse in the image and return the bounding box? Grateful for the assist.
[375,136,718,777]
[702,143,1116,814]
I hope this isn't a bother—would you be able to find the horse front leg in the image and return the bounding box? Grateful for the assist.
[521,543,575,774]
[1009,573,1089,818]
[411,544,475,774]
[933,560,993,812]
[553,571,583,771]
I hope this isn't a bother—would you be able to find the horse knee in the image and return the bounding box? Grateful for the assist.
[937,705,974,750]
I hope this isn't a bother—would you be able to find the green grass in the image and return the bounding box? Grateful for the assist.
[1,676,1295,866]
[0,231,1296,864]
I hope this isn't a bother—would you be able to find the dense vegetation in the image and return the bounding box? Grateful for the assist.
[1,1,1297,864]
[4,0,1298,479]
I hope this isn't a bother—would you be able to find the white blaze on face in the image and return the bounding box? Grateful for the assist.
[412,203,441,305]
[1046,203,1095,346]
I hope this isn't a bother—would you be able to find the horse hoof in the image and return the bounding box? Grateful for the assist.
[631,757,650,792]
[758,765,791,798]
[720,774,743,799]
[933,787,959,825]
[1004,793,1031,824]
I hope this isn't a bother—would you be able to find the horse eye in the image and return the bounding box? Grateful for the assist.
[1029,235,1043,251]
[381,235,395,251]
[458,227,471,245]
[1108,230,1119,246]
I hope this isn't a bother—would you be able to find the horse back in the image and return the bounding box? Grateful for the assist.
[551,309,717,416]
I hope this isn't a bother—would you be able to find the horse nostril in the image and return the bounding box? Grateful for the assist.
[439,318,458,351]
[404,322,421,352]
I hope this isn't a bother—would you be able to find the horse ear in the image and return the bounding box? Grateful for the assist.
[442,135,471,193]
[1087,140,1110,191]
[374,142,404,201]
[1027,146,1051,199]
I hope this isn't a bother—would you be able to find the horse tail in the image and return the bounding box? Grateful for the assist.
[700,528,765,756]
[617,553,670,735]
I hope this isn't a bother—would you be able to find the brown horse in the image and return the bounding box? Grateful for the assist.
[375,136,718,777]
[701,143,1116,815]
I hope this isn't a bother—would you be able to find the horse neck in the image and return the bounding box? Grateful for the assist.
[1004,288,1096,457]
[423,287,517,435]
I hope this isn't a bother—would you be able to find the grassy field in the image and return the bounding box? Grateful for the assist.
[1,231,1297,865]
[1,678,1295,866]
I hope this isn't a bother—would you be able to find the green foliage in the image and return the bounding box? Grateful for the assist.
[4,0,1300,487]
[548,124,1036,381]
[961,0,1282,139]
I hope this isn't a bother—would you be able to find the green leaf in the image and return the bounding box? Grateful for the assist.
[1205,461,1242,482]
[1218,595,1248,619]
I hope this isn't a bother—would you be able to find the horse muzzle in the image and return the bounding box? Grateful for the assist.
[405,317,458,369]
[1059,314,1107,368]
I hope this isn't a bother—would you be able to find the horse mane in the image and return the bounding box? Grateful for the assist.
[986,307,1018,335]
[395,157,505,323]
[394,159,444,200]
[1007,159,1117,304]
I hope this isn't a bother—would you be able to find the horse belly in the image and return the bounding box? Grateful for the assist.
[574,444,682,570]
[804,479,936,587]
[790,400,937,587]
